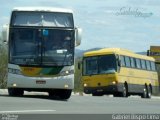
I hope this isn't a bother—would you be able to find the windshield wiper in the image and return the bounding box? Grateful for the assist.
[62,50,69,66]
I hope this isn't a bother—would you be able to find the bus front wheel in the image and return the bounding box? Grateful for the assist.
[92,93,103,96]
[120,84,128,97]
[113,93,121,97]
[57,89,72,100]
[8,88,24,96]
[49,89,72,100]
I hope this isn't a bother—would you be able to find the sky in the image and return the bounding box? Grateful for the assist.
[0,0,160,52]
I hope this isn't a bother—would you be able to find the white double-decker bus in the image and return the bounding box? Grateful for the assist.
[2,7,82,100]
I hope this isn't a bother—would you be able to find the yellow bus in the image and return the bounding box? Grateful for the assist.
[82,48,159,98]
[147,46,160,92]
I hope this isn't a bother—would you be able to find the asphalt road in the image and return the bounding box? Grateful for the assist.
[0,92,160,120]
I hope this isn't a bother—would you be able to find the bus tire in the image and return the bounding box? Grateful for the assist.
[92,93,103,96]
[48,90,55,98]
[58,89,72,100]
[8,88,24,96]
[141,85,147,98]
[147,85,152,99]
[120,84,128,97]
[49,89,72,100]
[113,93,121,97]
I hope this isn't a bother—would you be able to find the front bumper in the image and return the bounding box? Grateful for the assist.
[84,85,118,94]
[7,73,74,90]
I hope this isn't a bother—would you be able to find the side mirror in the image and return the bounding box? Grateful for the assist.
[75,27,82,47]
[116,55,121,67]
[2,24,9,44]
[118,60,121,67]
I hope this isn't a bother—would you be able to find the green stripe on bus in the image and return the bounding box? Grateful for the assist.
[39,67,63,75]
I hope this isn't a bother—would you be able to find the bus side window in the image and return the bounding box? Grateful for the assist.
[120,56,125,67]
[149,61,152,71]
[130,57,136,68]
[141,59,147,70]
[146,61,151,71]
[125,56,131,68]
[135,58,141,69]
[151,62,156,71]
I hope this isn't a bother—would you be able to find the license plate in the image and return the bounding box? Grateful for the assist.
[97,89,103,92]
[36,80,46,84]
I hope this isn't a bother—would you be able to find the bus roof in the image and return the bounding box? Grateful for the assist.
[13,7,73,13]
[84,48,155,61]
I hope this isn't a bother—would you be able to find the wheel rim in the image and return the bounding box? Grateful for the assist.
[123,86,127,97]
[148,92,151,98]
[148,87,151,98]
[143,88,147,98]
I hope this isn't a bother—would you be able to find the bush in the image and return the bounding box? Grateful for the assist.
[0,45,8,89]
[74,57,83,92]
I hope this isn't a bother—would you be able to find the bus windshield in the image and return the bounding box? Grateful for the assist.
[83,54,117,75]
[11,11,74,28]
[9,28,74,66]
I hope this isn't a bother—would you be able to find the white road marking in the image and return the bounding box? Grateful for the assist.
[0,110,56,113]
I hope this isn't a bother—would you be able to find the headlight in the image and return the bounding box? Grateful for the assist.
[15,69,22,75]
[60,69,74,76]
[8,68,22,75]
[112,81,117,85]
[84,83,88,87]
[8,68,13,73]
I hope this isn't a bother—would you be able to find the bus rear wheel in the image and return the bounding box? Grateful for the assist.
[8,88,24,96]
[147,85,152,99]
[141,85,147,98]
